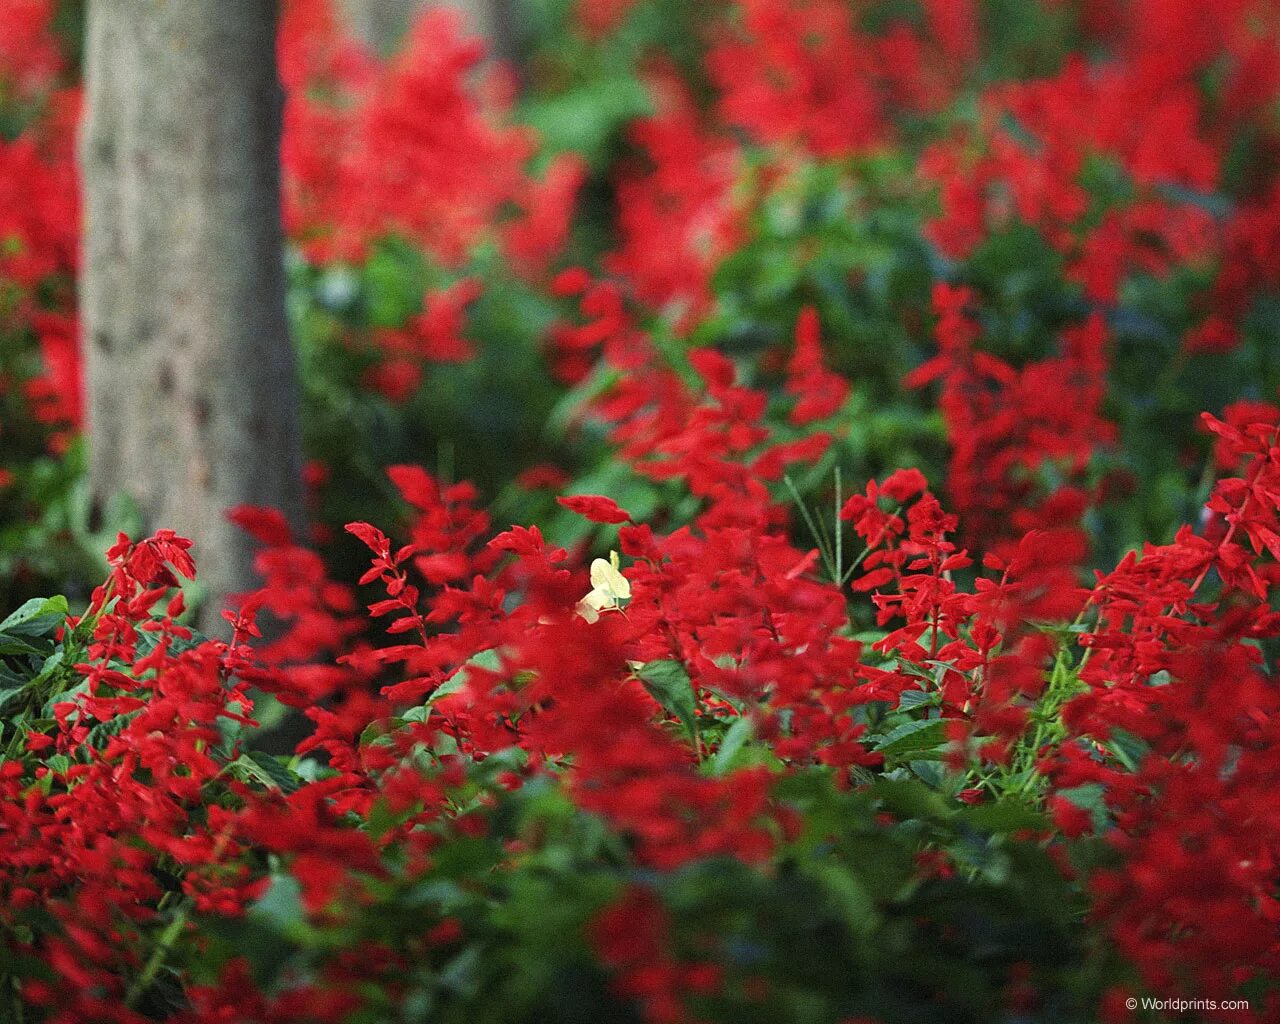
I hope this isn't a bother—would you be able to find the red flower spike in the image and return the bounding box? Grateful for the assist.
[556,494,632,524]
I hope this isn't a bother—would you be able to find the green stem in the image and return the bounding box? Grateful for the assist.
[783,474,838,582]
[834,466,843,585]
[125,899,190,1010]
[14,976,24,1024]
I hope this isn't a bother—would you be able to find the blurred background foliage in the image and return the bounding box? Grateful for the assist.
[0,0,1278,608]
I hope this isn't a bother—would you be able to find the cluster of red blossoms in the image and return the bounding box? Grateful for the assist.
[544,261,1280,1020]
[280,0,583,271]
[0,0,581,444]
[905,284,1114,551]
[0,1,79,453]
[6,303,1280,1019]
[591,0,1280,556]
[605,0,981,319]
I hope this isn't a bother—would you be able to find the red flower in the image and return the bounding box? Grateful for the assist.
[556,494,633,524]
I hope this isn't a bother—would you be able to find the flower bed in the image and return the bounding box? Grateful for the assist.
[2,0,1280,1020]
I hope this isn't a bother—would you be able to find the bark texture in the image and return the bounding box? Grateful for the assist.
[80,0,303,631]
[338,0,519,61]
[337,0,422,55]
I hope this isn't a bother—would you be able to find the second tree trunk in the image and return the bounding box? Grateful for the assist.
[80,0,304,630]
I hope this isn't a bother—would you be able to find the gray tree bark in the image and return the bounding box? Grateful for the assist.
[338,0,520,62]
[337,0,422,55]
[80,0,304,633]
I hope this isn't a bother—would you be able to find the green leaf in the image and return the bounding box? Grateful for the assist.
[635,660,699,749]
[1155,182,1232,219]
[0,596,68,641]
[897,688,936,711]
[249,873,306,933]
[1103,728,1147,772]
[401,649,505,724]
[907,759,944,788]
[359,718,402,748]
[362,243,425,327]
[440,648,502,700]
[81,710,143,752]
[874,718,947,759]
[809,862,880,936]
[438,943,484,997]
[29,649,65,688]
[234,751,303,794]
[0,633,43,656]
[961,799,1047,834]
[0,661,27,689]
[1055,783,1109,832]
[709,716,753,776]
[871,778,955,823]
[521,76,651,165]
[43,678,88,718]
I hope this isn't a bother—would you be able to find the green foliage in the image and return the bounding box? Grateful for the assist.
[288,240,582,580]
[635,659,700,749]
[192,757,1110,1024]
[0,594,79,759]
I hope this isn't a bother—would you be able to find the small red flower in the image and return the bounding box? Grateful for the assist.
[556,494,632,524]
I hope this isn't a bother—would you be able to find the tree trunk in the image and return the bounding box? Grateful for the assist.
[338,0,520,62]
[80,0,303,633]
[337,0,422,56]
